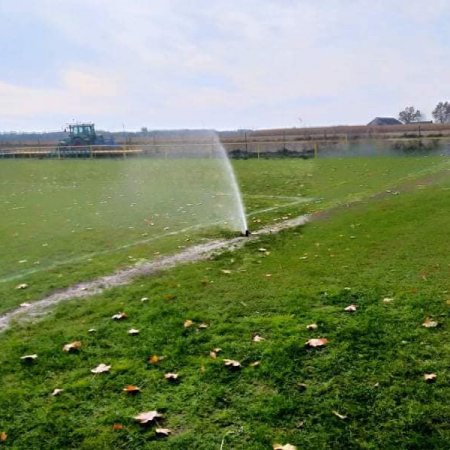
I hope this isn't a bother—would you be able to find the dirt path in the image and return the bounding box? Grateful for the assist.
[0,215,310,332]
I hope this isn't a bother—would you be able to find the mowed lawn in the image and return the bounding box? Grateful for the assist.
[0,156,449,449]
[0,156,447,314]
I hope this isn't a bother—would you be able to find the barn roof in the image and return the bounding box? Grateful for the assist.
[367,117,403,126]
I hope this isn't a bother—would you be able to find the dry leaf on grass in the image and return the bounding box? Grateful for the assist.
[273,444,297,450]
[306,323,318,331]
[63,341,81,353]
[51,388,64,396]
[148,355,165,364]
[221,269,232,274]
[198,322,209,329]
[164,373,179,382]
[15,283,28,290]
[155,428,172,437]
[123,385,141,394]
[252,334,265,342]
[112,423,124,431]
[305,338,329,348]
[209,348,222,358]
[111,312,127,320]
[184,319,194,328]
[20,302,31,308]
[250,361,261,367]
[91,363,111,374]
[344,304,357,312]
[20,354,37,362]
[0,432,7,442]
[382,297,394,303]
[224,359,242,369]
[422,318,438,328]
[332,410,348,420]
[88,328,96,333]
[128,328,140,335]
[133,410,163,425]
[424,373,437,383]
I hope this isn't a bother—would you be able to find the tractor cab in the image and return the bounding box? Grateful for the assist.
[64,123,99,146]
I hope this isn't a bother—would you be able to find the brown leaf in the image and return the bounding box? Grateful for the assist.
[164,372,179,382]
[123,385,141,394]
[223,359,242,369]
[422,318,438,328]
[0,432,7,442]
[344,304,357,312]
[273,444,297,450]
[305,338,329,348]
[91,363,111,374]
[148,355,164,364]
[133,410,163,425]
[112,423,124,431]
[332,410,348,420]
[63,341,82,353]
[306,323,318,331]
[184,319,194,328]
[155,428,172,437]
[51,388,64,396]
[112,312,128,320]
[20,354,38,362]
[424,373,437,383]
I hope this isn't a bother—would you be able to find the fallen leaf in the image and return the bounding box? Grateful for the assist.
[148,355,164,364]
[344,304,357,312]
[184,319,194,328]
[297,383,308,391]
[88,328,96,333]
[258,248,267,252]
[252,334,265,342]
[332,410,348,420]
[123,385,141,394]
[141,297,149,302]
[424,373,437,383]
[382,297,394,303]
[306,323,318,331]
[164,372,179,382]
[16,283,28,290]
[209,347,222,358]
[20,354,37,362]
[63,341,82,353]
[224,359,242,369]
[265,273,272,277]
[112,312,127,320]
[51,388,64,396]
[422,318,438,328]
[305,338,329,348]
[221,269,232,274]
[273,444,297,450]
[128,328,140,335]
[198,322,209,329]
[91,363,111,374]
[133,410,163,425]
[250,361,261,367]
[155,428,172,437]
[0,432,7,442]
[20,302,31,308]
[112,423,124,431]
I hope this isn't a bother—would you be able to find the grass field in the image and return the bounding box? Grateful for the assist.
[0,156,449,449]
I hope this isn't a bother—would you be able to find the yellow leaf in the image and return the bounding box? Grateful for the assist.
[0,432,7,442]
[123,385,141,394]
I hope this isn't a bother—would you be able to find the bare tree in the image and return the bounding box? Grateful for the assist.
[398,106,423,124]
[432,102,450,124]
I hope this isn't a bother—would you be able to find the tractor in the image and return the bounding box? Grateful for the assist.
[55,123,114,157]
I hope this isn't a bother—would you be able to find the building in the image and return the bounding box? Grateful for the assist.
[367,117,403,126]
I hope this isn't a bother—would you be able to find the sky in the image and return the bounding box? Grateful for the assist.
[0,0,449,132]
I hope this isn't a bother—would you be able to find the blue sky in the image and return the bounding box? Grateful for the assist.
[0,0,449,131]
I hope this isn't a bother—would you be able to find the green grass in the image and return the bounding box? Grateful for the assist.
[0,156,449,449]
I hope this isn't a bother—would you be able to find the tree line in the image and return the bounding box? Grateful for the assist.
[398,102,450,124]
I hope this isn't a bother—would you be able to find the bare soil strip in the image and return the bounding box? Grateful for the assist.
[0,215,310,332]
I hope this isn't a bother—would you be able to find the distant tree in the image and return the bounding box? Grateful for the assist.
[140,127,149,135]
[432,102,450,123]
[398,106,423,124]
